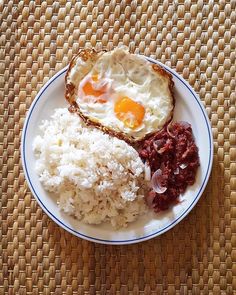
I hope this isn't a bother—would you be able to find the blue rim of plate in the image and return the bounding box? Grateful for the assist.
[21,57,213,245]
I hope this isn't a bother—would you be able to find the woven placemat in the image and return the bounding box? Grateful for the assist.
[1,0,236,294]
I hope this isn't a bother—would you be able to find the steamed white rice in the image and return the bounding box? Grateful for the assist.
[33,108,147,228]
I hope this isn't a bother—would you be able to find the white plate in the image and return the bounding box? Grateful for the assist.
[21,57,213,245]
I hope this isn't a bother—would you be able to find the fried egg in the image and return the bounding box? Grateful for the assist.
[65,47,174,142]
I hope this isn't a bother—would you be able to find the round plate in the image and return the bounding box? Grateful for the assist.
[21,57,213,245]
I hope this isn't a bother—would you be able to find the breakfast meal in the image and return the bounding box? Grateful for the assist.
[33,47,200,228]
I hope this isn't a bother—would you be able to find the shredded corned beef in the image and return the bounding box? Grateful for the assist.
[139,122,200,212]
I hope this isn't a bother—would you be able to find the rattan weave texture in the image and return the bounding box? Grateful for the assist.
[1,0,236,294]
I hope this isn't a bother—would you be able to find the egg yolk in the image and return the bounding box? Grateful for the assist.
[82,74,107,103]
[114,97,145,129]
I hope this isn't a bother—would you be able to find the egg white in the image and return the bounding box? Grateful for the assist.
[69,48,173,140]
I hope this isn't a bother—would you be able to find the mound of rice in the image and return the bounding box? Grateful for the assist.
[33,108,147,228]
